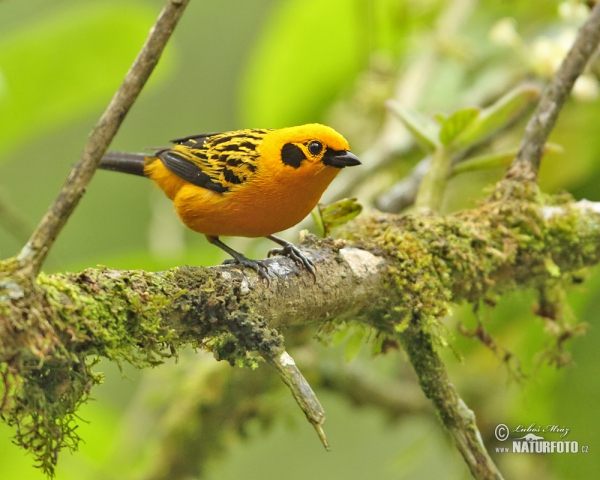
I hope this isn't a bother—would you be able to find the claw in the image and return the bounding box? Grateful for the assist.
[206,235,274,284]
[266,235,317,281]
[222,256,273,282]
[206,234,316,284]
[267,245,316,273]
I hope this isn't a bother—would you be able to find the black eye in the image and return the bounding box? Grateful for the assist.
[308,141,323,156]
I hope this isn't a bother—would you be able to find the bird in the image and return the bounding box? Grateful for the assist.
[99,123,361,278]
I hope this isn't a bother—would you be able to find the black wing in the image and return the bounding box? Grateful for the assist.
[158,150,229,193]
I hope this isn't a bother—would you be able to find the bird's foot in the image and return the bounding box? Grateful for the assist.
[267,242,316,279]
[222,255,273,282]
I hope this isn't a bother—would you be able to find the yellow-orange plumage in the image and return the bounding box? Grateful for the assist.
[144,124,353,237]
[100,123,360,276]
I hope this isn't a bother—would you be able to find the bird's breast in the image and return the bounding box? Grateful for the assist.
[173,165,340,237]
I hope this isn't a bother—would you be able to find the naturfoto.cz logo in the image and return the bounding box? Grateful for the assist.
[494,423,589,454]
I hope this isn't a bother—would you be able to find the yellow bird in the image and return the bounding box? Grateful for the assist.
[99,123,361,277]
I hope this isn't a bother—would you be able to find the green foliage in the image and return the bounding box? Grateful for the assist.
[438,107,480,147]
[312,198,363,238]
[0,3,171,158]
[240,0,358,127]
[386,101,440,152]
[390,85,540,159]
[239,0,420,127]
[344,327,367,363]
[392,85,541,212]
[453,85,539,149]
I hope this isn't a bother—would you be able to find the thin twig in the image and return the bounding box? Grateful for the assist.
[507,3,600,181]
[16,0,190,277]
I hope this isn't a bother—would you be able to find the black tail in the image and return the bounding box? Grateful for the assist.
[99,151,148,177]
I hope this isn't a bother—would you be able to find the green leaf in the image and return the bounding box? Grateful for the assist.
[453,84,540,149]
[434,112,447,124]
[451,149,518,176]
[370,334,384,355]
[318,198,363,237]
[387,100,440,152]
[344,328,366,362]
[439,107,480,147]
[450,143,562,177]
[311,207,326,238]
[0,4,171,158]
[332,324,350,346]
[0,71,6,104]
[544,257,561,278]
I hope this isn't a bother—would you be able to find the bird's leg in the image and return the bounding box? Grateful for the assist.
[266,235,316,278]
[206,235,272,280]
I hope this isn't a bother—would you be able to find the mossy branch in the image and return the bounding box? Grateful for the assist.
[2,190,599,475]
[399,324,502,480]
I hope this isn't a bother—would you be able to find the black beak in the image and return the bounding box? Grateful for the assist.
[322,149,362,168]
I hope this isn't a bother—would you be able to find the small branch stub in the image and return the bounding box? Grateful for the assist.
[261,349,330,450]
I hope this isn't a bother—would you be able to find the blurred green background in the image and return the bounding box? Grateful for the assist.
[1,0,599,479]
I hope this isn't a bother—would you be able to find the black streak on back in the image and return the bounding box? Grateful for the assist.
[223,167,243,184]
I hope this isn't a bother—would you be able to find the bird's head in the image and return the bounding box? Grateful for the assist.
[259,124,361,176]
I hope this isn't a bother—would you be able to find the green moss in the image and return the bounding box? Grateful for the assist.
[207,312,282,369]
[2,182,598,475]
[0,263,289,475]
[0,267,181,476]
[41,267,179,366]
[346,182,592,350]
